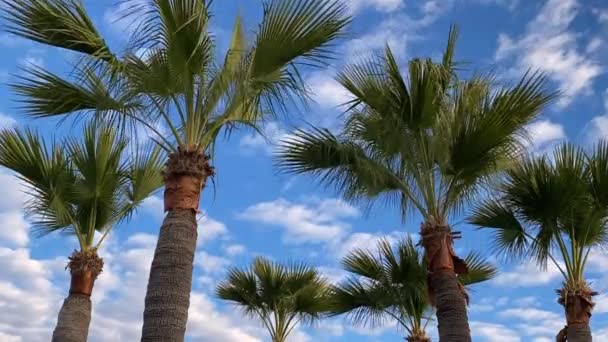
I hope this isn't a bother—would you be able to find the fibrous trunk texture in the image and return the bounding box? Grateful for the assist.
[141,147,213,342]
[420,221,471,342]
[407,333,431,342]
[556,286,596,342]
[52,250,103,342]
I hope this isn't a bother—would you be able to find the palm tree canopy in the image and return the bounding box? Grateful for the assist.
[276,26,557,223]
[0,124,164,250]
[216,257,329,340]
[3,0,350,154]
[469,142,608,286]
[329,237,497,336]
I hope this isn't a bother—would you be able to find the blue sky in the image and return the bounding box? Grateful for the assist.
[1,0,608,341]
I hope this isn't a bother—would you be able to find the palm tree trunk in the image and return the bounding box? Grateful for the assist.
[141,148,213,342]
[421,222,471,342]
[52,251,103,342]
[52,294,92,342]
[566,323,592,342]
[557,286,596,342]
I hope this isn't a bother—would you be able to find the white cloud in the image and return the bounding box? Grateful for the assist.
[470,321,521,342]
[0,213,29,248]
[314,320,344,337]
[306,71,352,109]
[224,244,246,256]
[512,296,540,307]
[139,195,164,219]
[333,230,413,258]
[195,251,230,274]
[0,113,17,130]
[19,55,45,69]
[495,0,602,107]
[585,89,608,143]
[239,122,292,155]
[526,120,566,150]
[103,0,149,37]
[198,215,228,246]
[592,8,608,24]
[594,293,608,313]
[499,307,561,321]
[492,261,562,287]
[347,0,403,13]
[0,231,260,342]
[239,198,358,244]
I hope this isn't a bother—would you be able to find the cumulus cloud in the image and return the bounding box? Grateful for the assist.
[585,89,608,144]
[347,0,403,14]
[525,120,566,151]
[470,321,521,342]
[239,122,292,155]
[239,198,359,244]
[494,0,602,107]
[492,261,562,287]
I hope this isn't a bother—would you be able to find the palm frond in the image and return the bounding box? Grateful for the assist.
[458,253,498,286]
[468,200,529,260]
[2,0,114,61]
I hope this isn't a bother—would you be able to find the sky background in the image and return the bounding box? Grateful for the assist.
[1,0,608,341]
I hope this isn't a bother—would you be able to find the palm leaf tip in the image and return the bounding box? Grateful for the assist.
[2,0,113,61]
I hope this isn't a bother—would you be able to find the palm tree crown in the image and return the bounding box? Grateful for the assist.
[3,0,350,154]
[276,26,556,341]
[217,257,329,342]
[329,237,497,341]
[469,143,608,340]
[0,124,164,252]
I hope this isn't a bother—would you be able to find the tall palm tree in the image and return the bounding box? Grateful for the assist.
[469,143,608,342]
[216,257,329,342]
[0,124,163,342]
[2,0,350,340]
[276,26,557,341]
[329,237,497,342]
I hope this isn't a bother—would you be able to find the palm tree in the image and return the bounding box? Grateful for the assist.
[469,143,608,342]
[2,0,350,339]
[216,257,329,342]
[0,124,163,342]
[329,237,497,342]
[276,26,557,341]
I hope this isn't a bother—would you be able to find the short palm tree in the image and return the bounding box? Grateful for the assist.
[2,0,349,339]
[469,143,608,342]
[0,124,163,342]
[216,257,329,342]
[276,26,557,341]
[329,237,497,342]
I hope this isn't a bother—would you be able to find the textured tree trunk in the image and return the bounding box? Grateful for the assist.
[52,250,102,342]
[141,209,198,341]
[557,286,596,342]
[141,148,212,342]
[566,323,592,342]
[52,294,92,342]
[420,221,471,342]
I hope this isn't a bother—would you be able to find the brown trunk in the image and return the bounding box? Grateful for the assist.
[420,221,471,342]
[407,334,431,342]
[557,286,596,342]
[141,147,213,342]
[52,250,103,342]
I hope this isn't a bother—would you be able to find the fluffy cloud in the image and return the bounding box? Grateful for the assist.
[494,0,602,107]
[0,232,260,342]
[499,307,561,321]
[347,0,403,13]
[470,321,521,342]
[492,261,562,287]
[239,122,291,155]
[224,244,246,256]
[306,71,352,109]
[239,198,359,244]
[525,120,566,151]
[0,113,16,130]
[585,89,608,143]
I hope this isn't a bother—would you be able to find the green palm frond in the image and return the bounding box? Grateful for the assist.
[470,142,608,286]
[4,0,350,155]
[0,123,162,250]
[277,26,556,225]
[2,0,114,61]
[216,256,329,341]
[468,200,529,260]
[458,252,498,286]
